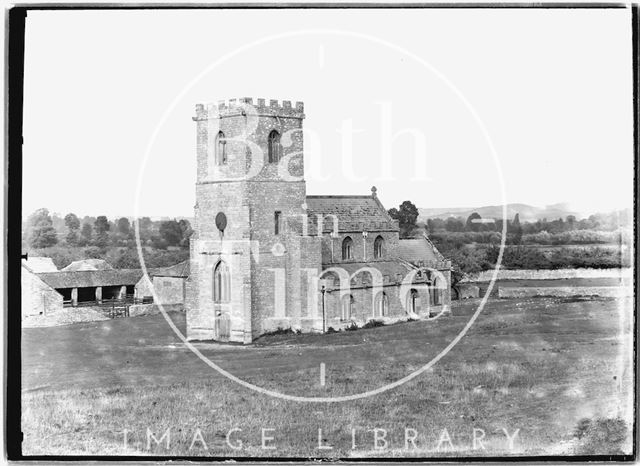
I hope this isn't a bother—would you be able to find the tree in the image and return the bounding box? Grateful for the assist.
[178,219,193,248]
[116,217,131,240]
[427,218,446,232]
[159,220,183,247]
[135,217,153,243]
[465,212,482,232]
[445,217,464,232]
[388,201,420,238]
[50,212,66,236]
[26,208,58,248]
[511,213,523,245]
[94,216,110,248]
[108,248,141,269]
[397,201,419,228]
[80,222,93,246]
[64,213,81,246]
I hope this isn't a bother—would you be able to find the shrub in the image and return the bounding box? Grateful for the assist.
[326,327,339,334]
[345,322,359,331]
[261,327,295,337]
[362,319,385,329]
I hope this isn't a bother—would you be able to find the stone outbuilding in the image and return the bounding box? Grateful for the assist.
[21,263,62,317]
[134,260,190,305]
[37,269,143,307]
[456,283,480,299]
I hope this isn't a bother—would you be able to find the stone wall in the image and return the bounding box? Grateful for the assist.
[129,303,184,317]
[21,266,63,318]
[188,238,253,343]
[22,307,109,328]
[463,267,632,282]
[188,97,320,344]
[153,276,185,304]
[135,275,153,300]
[322,282,448,329]
[319,230,399,264]
[457,283,480,299]
[498,286,631,299]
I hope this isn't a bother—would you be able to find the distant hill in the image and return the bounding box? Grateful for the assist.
[418,203,583,223]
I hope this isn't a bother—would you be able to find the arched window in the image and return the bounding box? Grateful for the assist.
[374,235,384,259]
[213,260,230,303]
[341,294,354,321]
[268,130,281,163]
[342,236,353,260]
[215,131,227,165]
[407,288,419,314]
[374,291,388,317]
[433,276,443,306]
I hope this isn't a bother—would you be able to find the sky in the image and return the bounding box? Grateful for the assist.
[22,8,634,219]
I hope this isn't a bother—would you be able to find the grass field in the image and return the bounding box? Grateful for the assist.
[22,296,634,457]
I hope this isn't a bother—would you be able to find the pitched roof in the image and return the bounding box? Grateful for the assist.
[150,260,190,278]
[397,236,445,265]
[61,259,114,271]
[305,194,397,233]
[21,257,57,273]
[37,269,144,289]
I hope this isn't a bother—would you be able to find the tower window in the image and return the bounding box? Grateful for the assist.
[215,131,227,165]
[342,236,353,260]
[374,235,384,259]
[274,211,283,235]
[268,130,281,163]
[213,260,230,303]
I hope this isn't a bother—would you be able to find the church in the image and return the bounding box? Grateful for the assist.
[185,97,452,343]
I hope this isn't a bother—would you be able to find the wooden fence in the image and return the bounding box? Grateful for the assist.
[63,296,152,308]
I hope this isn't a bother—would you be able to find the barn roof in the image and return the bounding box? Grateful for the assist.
[305,190,398,233]
[37,269,144,289]
[61,259,114,271]
[21,257,58,273]
[150,260,190,278]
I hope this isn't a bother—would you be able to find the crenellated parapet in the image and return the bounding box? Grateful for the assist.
[194,97,305,121]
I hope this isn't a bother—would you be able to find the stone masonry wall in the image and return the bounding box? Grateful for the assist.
[498,286,631,298]
[22,266,63,318]
[319,230,399,264]
[464,267,632,282]
[188,97,317,343]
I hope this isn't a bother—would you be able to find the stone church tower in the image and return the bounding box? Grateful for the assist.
[185,98,323,343]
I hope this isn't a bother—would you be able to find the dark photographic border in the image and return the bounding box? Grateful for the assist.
[6,3,638,462]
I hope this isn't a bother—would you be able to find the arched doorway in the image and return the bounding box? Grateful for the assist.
[213,260,231,341]
[215,312,231,341]
[433,277,443,306]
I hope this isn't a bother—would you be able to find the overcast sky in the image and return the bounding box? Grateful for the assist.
[22,8,633,219]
